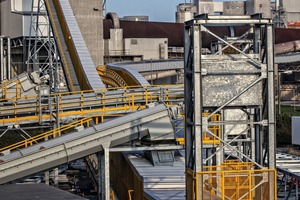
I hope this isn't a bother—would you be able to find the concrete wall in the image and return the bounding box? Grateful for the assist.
[223,2,245,16]
[104,30,168,62]
[124,38,168,60]
[69,0,104,66]
[0,0,22,37]
[282,0,300,23]
[0,0,48,38]
[176,3,195,23]
[104,29,124,56]
[246,0,271,18]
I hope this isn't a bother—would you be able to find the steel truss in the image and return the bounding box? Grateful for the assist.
[26,0,62,92]
[184,14,276,200]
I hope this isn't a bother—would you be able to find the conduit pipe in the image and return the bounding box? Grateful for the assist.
[275,40,300,55]
[0,37,4,82]
[143,70,178,81]
[0,36,11,81]
[7,37,11,80]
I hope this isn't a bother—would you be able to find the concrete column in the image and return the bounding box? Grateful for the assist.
[54,167,59,188]
[44,171,50,185]
[69,0,104,66]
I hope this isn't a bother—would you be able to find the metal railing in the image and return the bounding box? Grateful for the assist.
[176,113,221,146]
[187,162,276,200]
[0,116,93,152]
[1,79,22,99]
[0,85,183,126]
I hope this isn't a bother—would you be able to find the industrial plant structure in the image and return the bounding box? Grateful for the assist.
[1,0,300,200]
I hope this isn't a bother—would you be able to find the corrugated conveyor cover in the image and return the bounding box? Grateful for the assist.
[58,0,105,91]
[107,63,150,86]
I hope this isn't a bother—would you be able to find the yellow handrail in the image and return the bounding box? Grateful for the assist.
[128,190,134,200]
[0,116,93,152]
[192,164,276,200]
[0,85,182,125]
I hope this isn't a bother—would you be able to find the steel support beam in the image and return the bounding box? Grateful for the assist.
[184,15,275,200]
[266,24,276,200]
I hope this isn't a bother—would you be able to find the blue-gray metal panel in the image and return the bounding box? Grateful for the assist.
[59,0,105,90]
[144,189,185,200]
[275,52,300,64]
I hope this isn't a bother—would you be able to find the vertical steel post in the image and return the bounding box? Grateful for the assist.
[193,24,203,200]
[7,37,11,80]
[184,22,194,200]
[0,37,4,81]
[99,143,110,200]
[266,24,276,200]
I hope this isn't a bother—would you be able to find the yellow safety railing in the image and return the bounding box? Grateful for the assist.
[1,79,22,99]
[128,190,134,200]
[190,162,276,200]
[203,113,221,145]
[0,116,93,152]
[176,113,221,145]
[0,85,183,125]
[97,66,128,87]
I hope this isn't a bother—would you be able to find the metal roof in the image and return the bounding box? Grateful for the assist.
[276,152,300,179]
[125,152,185,199]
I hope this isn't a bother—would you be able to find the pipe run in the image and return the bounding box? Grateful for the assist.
[142,70,178,81]
[275,40,300,55]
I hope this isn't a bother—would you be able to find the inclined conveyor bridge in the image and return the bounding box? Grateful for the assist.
[0,104,175,184]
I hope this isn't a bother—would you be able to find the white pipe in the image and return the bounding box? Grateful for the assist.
[275,0,279,11]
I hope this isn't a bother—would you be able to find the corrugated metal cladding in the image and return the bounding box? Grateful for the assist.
[110,59,183,73]
[60,0,105,90]
[125,152,186,199]
[107,63,150,85]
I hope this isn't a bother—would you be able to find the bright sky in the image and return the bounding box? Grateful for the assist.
[105,0,275,22]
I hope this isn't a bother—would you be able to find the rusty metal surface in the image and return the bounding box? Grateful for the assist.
[275,40,300,55]
[275,28,300,44]
[104,20,300,48]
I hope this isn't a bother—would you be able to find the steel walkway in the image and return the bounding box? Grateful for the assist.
[0,85,183,127]
[0,104,174,184]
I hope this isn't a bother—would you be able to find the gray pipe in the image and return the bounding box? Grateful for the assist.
[7,37,11,80]
[0,37,4,82]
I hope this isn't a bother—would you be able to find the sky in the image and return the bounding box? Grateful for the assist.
[105,0,276,22]
[105,0,185,22]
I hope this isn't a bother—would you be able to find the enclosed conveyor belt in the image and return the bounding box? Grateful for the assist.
[0,104,174,184]
[45,0,105,91]
[97,66,128,87]
[107,63,150,86]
